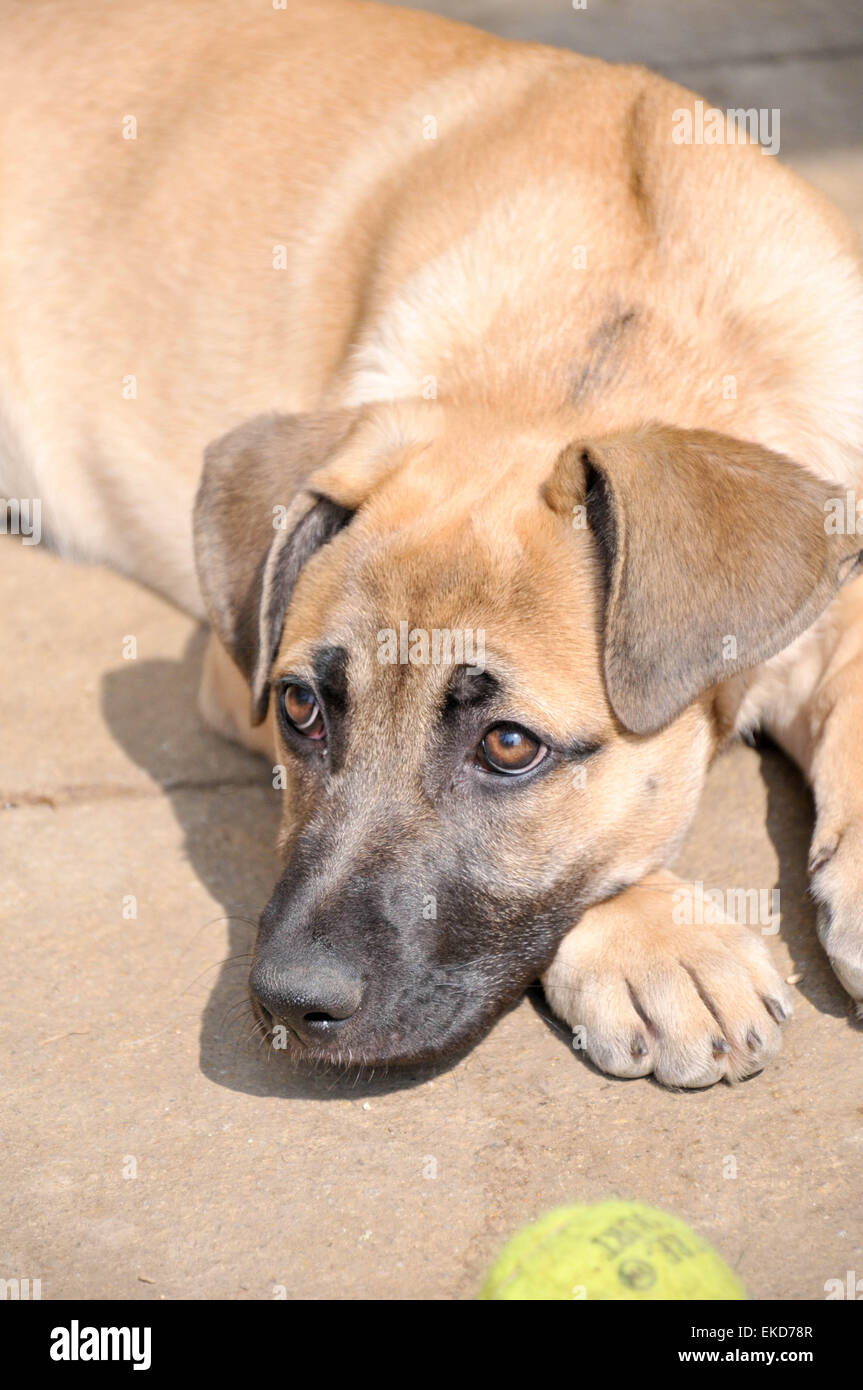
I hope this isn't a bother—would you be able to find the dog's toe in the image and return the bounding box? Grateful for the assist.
[562,970,657,1079]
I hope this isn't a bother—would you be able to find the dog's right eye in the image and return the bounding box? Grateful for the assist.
[478,724,546,775]
[281,683,325,740]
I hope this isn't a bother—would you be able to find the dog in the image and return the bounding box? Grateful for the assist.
[3,0,863,1085]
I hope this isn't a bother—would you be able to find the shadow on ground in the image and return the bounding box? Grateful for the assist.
[757,740,855,1021]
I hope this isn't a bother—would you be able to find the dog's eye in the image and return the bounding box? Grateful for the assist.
[478,724,546,775]
[281,683,325,740]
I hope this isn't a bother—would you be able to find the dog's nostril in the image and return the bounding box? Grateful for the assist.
[251,958,363,1045]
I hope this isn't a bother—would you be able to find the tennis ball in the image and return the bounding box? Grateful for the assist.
[479,1201,746,1300]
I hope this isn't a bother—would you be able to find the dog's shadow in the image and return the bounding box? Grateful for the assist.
[757,738,856,1022]
[101,627,464,1099]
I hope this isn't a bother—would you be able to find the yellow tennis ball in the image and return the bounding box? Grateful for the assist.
[479,1201,746,1301]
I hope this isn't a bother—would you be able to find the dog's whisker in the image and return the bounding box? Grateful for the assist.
[179,956,256,998]
[183,913,262,949]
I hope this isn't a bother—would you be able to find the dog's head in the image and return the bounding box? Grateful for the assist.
[194,402,857,1065]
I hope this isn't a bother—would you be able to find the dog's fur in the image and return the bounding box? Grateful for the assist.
[4,0,863,1082]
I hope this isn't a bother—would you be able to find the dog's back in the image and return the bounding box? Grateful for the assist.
[1,0,862,612]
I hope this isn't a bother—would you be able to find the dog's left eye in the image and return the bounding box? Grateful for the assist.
[478,724,547,775]
[281,683,326,740]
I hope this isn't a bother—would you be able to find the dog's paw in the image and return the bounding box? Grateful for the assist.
[810,823,863,1016]
[541,874,792,1088]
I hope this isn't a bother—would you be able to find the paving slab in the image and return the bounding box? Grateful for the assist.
[390,0,863,69]
[1,541,261,801]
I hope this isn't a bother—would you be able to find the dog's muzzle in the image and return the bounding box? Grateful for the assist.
[246,839,575,1066]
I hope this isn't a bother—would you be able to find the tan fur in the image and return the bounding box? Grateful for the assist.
[541,871,791,1086]
[3,0,863,1077]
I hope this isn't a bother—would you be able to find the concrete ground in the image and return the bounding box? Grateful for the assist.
[3,1,863,1302]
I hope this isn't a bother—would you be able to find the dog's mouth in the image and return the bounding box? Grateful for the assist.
[248,985,510,1070]
[250,996,427,1068]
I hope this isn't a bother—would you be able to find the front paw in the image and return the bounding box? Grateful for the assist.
[541,875,792,1088]
[810,824,863,1015]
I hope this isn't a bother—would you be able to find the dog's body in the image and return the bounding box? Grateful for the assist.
[4,0,863,1081]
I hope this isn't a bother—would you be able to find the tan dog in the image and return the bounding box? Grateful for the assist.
[3,0,863,1083]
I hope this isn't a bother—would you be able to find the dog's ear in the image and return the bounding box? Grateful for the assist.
[545,424,862,734]
[194,410,363,725]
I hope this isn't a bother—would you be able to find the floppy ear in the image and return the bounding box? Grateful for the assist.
[193,411,361,725]
[544,423,863,735]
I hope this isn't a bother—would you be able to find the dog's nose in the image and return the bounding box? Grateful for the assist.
[250,959,363,1046]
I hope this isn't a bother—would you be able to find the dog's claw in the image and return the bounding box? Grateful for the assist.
[808,835,839,876]
[762,995,786,1023]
